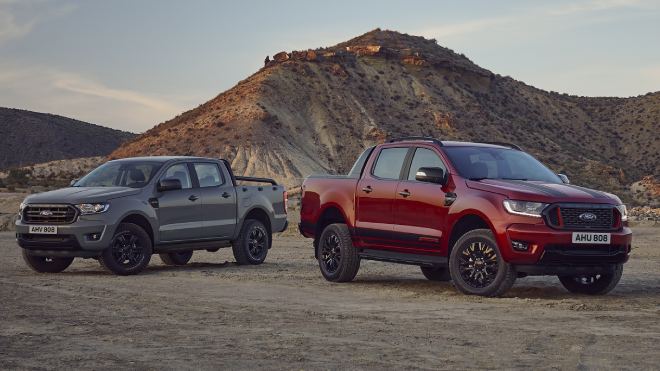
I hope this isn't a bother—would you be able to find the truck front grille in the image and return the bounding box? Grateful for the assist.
[23,204,77,224]
[544,204,618,231]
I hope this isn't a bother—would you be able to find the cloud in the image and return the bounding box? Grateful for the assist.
[52,74,177,114]
[419,0,652,40]
[0,0,75,44]
[0,64,189,132]
[0,7,35,43]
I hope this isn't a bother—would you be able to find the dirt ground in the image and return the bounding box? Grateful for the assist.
[0,227,658,370]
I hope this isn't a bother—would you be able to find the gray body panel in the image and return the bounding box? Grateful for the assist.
[16,156,287,256]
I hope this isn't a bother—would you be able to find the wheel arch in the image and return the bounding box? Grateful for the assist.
[313,205,350,258]
[119,213,155,246]
[315,205,350,240]
[242,207,272,235]
[446,211,495,255]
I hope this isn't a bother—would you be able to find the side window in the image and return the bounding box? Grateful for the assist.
[194,163,223,188]
[162,164,192,189]
[407,148,446,180]
[372,147,409,180]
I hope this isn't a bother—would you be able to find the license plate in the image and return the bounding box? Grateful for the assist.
[29,225,58,235]
[571,232,610,244]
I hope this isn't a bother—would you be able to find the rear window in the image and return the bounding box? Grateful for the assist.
[348,146,375,178]
[372,147,409,180]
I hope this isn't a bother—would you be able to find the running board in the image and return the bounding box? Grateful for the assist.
[359,249,447,267]
[155,239,231,253]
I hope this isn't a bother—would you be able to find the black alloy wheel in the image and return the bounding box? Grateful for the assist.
[99,223,152,275]
[457,240,499,288]
[246,225,268,261]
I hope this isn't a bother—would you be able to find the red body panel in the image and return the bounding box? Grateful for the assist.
[300,140,633,268]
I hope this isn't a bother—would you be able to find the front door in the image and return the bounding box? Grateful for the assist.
[356,146,410,246]
[191,162,237,239]
[156,163,204,242]
[394,147,449,250]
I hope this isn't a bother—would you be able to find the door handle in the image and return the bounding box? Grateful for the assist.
[188,195,199,201]
[398,190,411,198]
[362,186,373,193]
[221,192,231,198]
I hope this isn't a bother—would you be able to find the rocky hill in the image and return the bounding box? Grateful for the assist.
[0,108,134,170]
[111,29,659,204]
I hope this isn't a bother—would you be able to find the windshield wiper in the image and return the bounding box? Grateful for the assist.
[498,177,528,181]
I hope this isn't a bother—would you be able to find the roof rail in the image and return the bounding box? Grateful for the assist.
[483,141,523,151]
[388,136,443,146]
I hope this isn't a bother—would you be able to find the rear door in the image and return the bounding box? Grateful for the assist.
[393,147,449,250]
[156,162,205,242]
[191,162,237,239]
[356,146,411,246]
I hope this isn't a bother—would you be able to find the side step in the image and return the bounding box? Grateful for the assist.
[155,239,231,253]
[359,249,447,267]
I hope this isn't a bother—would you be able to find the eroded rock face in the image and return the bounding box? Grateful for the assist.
[273,51,290,62]
[110,29,660,206]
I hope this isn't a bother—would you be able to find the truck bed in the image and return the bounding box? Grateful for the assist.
[299,175,359,237]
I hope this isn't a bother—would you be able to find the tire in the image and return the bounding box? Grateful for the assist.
[558,264,623,295]
[449,229,516,297]
[232,219,270,265]
[22,250,73,273]
[317,223,360,282]
[421,265,452,281]
[159,251,193,266]
[99,223,152,275]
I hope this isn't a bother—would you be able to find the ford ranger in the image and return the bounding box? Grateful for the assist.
[299,137,632,296]
[17,156,288,275]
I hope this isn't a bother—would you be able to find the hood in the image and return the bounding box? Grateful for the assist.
[25,187,142,204]
[466,179,621,204]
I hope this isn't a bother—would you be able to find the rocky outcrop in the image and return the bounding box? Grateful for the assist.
[629,206,660,224]
[631,176,660,207]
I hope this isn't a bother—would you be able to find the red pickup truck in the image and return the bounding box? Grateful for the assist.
[299,137,632,297]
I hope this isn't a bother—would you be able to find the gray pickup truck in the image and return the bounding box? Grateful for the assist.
[16,156,288,275]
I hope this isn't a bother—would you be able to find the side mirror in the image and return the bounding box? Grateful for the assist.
[415,167,446,185]
[157,178,182,192]
[70,179,78,187]
[557,173,570,184]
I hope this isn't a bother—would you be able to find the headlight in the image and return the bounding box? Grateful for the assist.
[19,201,27,213]
[615,204,628,222]
[503,200,548,217]
[75,203,109,215]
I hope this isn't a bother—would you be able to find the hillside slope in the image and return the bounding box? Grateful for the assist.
[111,29,659,203]
[0,108,134,169]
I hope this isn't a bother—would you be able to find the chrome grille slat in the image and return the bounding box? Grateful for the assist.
[23,204,78,224]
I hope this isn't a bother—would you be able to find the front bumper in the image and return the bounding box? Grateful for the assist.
[500,223,632,268]
[16,217,116,256]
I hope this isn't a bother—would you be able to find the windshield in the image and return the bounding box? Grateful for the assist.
[74,161,163,188]
[443,146,561,183]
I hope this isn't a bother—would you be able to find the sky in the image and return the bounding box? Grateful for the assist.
[1,0,659,133]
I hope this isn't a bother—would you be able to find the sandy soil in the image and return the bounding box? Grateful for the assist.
[0,227,658,370]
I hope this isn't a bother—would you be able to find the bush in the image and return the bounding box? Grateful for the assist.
[6,168,30,187]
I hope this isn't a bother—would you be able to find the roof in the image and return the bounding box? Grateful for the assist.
[387,137,521,150]
[108,156,220,163]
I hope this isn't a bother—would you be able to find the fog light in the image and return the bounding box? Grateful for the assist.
[87,233,102,241]
[512,240,529,251]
